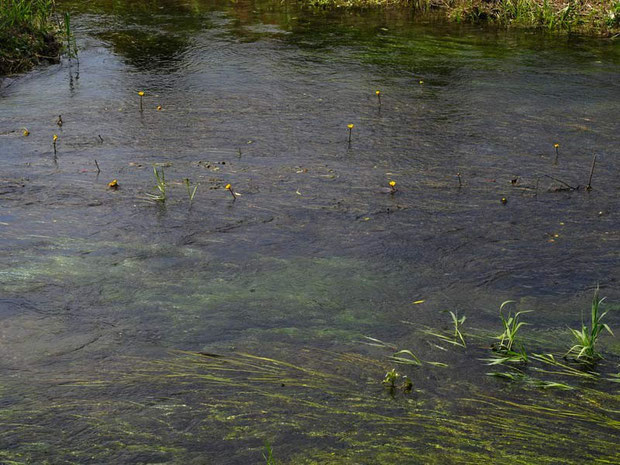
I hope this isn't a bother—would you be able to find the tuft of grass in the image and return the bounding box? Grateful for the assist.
[146,165,167,202]
[184,178,198,207]
[565,286,613,362]
[495,300,531,353]
[263,441,277,465]
[0,0,61,75]
[63,11,78,60]
[423,311,467,347]
[450,311,467,347]
[444,0,619,34]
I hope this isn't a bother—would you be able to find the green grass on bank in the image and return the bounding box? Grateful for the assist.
[0,0,61,75]
[308,0,620,35]
[446,0,620,33]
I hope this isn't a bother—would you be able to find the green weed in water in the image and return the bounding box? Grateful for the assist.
[184,178,198,207]
[389,349,422,366]
[422,310,466,348]
[382,368,412,392]
[263,441,277,465]
[383,368,400,388]
[146,165,167,202]
[63,11,78,60]
[450,311,466,347]
[495,300,531,353]
[566,286,613,362]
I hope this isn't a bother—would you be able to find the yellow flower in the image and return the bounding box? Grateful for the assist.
[419,80,424,85]
[156,105,162,111]
[225,183,232,190]
[22,128,29,136]
[389,181,396,187]
[375,90,381,95]
[501,197,507,204]
[347,124,354,130]
[53,134,58,142]
[108,179,118,188]
[138,91,145,97]
[554,143,559,148]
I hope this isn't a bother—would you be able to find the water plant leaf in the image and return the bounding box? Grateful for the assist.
[389,350,422,366]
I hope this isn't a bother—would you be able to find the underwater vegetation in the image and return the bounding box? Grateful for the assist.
[2,4,619,464]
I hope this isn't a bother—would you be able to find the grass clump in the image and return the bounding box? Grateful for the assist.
[566,286,613,363]
[146,165,167,202]
[495,300,531,353]
[0,0,61,75]
[446,0,620,34]
[486,301,530,365]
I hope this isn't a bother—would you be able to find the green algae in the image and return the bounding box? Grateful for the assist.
[1,348,618,464]
[0,238,402,349]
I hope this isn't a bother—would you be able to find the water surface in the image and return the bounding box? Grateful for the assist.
[1,0,619,463]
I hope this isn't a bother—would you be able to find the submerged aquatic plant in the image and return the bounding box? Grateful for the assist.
[487,371,574,390]
[485,348,528,365]
[146,165,166,202]
[389,349,422,366]
[383,368,400,387]
[184,178,198,207]
[566,286,613,362]
[263,441,277,465]
[450,311,466,347]
[423,311,466,348]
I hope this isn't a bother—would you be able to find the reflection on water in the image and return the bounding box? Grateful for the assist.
[0,0,619,462]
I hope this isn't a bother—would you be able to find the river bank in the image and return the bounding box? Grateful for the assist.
[310,0,620,35]
[0,0,61,75]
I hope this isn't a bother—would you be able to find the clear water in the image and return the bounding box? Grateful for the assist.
[1,1,619,463]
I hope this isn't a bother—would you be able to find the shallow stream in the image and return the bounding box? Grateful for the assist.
[1,1,619,463]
